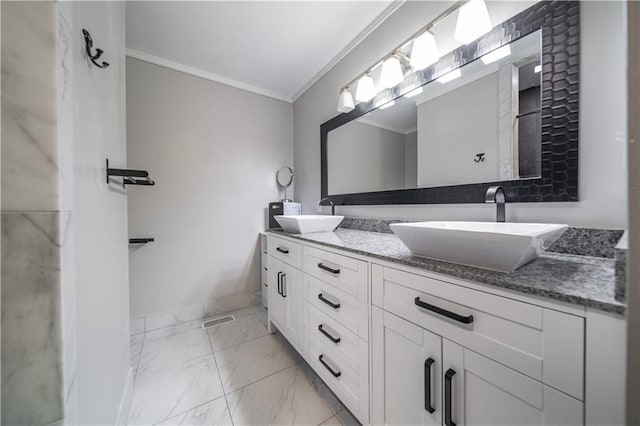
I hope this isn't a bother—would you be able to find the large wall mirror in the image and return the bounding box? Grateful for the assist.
[321,1,579,205]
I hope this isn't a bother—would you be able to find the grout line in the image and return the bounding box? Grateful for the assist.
[223,363,301,398]
[135,348,214,378]
[131,332,146,387]
[143,342,218,425]
[207,331,235,426]
[208,313,271,353]
[143,321,203,342]
[151,395,228,426]
[299,359,345,417]
[317,411,340,426]
[141,304,264,336]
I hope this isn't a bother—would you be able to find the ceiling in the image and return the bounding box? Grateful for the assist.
[126,1,397,102]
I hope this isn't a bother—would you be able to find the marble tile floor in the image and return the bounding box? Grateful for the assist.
[128,304,360,426]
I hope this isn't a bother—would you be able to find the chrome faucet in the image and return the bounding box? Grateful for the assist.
[318,197,335,215]
[485,186,506,222]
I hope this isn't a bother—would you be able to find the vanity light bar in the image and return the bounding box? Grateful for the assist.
[404,87,423,98]
[481,44,511,65]
[338,0,483,110]
[339,0,469,94]
[436,68,461,84]
[379,100,396,110]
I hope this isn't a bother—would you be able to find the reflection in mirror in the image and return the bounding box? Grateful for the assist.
[327,30,541,196]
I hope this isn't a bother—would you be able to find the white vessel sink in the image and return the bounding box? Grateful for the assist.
[275,215,344,234]
[390,221,568,272]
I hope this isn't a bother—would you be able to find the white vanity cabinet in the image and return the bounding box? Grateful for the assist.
[268,237,304,352]
[372,307,583,426]
[372,307,443,426]
[260,233,268,307]
[441,339,583,426]
[371,263,585,425]
[265,232,626,426]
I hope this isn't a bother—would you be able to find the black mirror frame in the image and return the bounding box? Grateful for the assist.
[321,0,579,205]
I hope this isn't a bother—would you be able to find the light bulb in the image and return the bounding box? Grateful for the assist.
[380,57,404,89]
[404,87,423,98]
[410,31,439,70]
[454,0,492,44]
[481,45,511,65]
[337,89,355,113]
[437,68,461,84]
[355,75,376,102]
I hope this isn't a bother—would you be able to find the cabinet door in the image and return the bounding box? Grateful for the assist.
[442,339,583,426]
[282,263,303,347]
[372,307,442,426]
[268,257,285,329]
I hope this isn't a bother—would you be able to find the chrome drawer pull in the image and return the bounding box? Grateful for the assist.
[414,297,473,324]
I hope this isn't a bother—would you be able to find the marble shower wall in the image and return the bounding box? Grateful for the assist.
[1,2,77,425]
[1,213,65,425]
[1,1,60,212]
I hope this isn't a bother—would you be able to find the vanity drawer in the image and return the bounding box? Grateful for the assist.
[307,333,369,425]
[305,274,368,340]
[303,246,368,301]
[268,235,302,269]
[372,264,584,400]
[305,303,368,383]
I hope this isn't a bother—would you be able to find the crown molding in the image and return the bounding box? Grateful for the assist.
[126,49,293,103]
[126,0,404,104]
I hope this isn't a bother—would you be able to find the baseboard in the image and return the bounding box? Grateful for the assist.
[115,366,134,426]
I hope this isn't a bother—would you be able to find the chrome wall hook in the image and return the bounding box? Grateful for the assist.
[82,29,109,69]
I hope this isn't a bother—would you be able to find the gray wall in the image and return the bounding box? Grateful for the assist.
[417,73,499,187]
[126,58,294,317]
[293,1,627,229]
[328,121,406,194]
[73,2,131,424]
[405,131,417,188]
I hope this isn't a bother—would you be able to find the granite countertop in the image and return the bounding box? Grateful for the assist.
[267,228,626,315]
